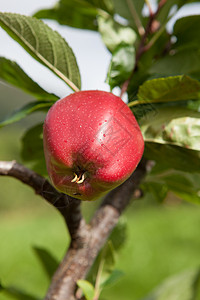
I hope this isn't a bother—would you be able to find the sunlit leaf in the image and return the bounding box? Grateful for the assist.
[141,107,200,151]
[0,57,59,100]
[107,44,135,89]
[137,75,200,103]
[77,280,95,300]
[100,269,124,289]
[0,12,81,91]
[98,14,136,52]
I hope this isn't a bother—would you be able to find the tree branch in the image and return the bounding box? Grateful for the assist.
[0,159,148,299]
[0,160,83,238]
[44,159,148,300]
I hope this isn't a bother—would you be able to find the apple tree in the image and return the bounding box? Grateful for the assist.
[0,1,200,299]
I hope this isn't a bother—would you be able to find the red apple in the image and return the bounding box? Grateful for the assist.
[43,90,144,201]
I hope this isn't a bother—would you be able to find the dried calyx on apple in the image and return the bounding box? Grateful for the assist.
[43,90,144,201]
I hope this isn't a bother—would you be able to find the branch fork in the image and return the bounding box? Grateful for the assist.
[0,159,147,299]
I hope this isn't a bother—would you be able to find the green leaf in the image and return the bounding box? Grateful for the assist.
[0,12,81,91]
[0,57,59,101]
[174,15,200,50]
[33,246,59,280]
[86,0,114,13]
[150,48,200,79]
[102,240,116,270]
[137,75,200,103]
[20,123,47,175]
[33,0,113,31]
[0,101,54,128]
[77,280,95,300]
[142,181,168,203]
[95,240,125,291]
[100,269,124,289]
[144,142,200,173]
[34,2,97,31]
[86,240,117,290]
[98,14,136,52]
[141,107,200,151]
[163,173,200,205]
[130,100,157,122]
[87,220,126,290]
[143,268,200,300]
[188,99,200,112]
[145,169,200,205]
[109,217,127,250]
[107,44,135,89]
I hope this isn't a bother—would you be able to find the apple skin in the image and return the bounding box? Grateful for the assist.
[43,90,144,201]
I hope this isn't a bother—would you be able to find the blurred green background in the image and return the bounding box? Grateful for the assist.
[0,82,200,300]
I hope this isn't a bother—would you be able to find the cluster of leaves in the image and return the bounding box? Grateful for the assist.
[0,0,200,299]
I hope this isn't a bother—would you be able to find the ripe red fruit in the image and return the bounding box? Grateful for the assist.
[43,90,144,201]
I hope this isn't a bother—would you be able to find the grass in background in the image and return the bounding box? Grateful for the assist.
[1,202,200,300]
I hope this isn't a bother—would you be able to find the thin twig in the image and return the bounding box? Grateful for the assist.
[126,0,145,36]
[145,0,154,17]
[93,256,105,300]
[157,0,167,12]
[120,0,168,98]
